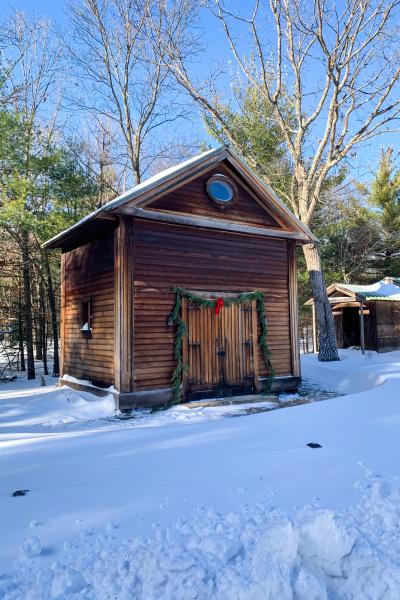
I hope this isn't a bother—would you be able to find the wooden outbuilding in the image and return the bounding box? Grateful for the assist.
[44,146,315,409]
[306,278,400,354]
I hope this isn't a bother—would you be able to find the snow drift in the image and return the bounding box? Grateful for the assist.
[1,474,400,599]
[2,349,400,599]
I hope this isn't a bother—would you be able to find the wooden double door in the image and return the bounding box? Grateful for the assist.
[182,298,259,400]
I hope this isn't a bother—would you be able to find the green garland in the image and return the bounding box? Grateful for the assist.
[169,287,275,404]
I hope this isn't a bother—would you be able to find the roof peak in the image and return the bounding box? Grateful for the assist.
[43,144,315,249]
[102,146,227,213]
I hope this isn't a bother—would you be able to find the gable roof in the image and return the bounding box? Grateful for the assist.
[305,277,400,306]
[43,145,316,250]
[338,279,400,301]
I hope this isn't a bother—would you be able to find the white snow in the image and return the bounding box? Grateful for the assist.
[302,347,400,394]
[1,349,400,598]
[44,147,221,249]
[20,536,42,559]
[61,373,115,393]
[344,278,400,300]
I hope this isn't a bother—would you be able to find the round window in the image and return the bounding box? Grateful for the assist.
[206,175,237,207]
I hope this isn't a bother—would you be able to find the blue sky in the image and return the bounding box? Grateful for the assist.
[6,0,400,183]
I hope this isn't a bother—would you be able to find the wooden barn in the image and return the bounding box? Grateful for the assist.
[306,278,400,354]
[44,146,315,409]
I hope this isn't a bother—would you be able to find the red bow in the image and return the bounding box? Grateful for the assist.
[215,297,224,315]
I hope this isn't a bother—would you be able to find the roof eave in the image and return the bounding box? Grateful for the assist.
[42,146,228,249]
[225,149,316,243]
[305,282,358,306]
[42,211,116,250]
[43,144,317,249]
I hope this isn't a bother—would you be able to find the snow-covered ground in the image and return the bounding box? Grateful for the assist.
[1,349,400,598]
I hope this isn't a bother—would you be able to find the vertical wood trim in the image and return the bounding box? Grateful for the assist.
[60,252,66,378]
[181,297,189,400]
[288,241,300,376]
[359,302,365,355]
[311,303,318,353]
[251,299,260,392]
[114,217,135,393]
[373,302,379,351]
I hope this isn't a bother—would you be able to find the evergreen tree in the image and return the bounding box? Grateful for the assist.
[204,84,292,199]
[0,108,101,379]
[315,197,382,284]
[368,149,400,276]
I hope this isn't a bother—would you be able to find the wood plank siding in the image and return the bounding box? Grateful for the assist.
[51,147,311,407]
[376,301,400,351]
[148,163,284,230]
[62,232,114,385]
[184,300,258,400]
[133,219,292,392]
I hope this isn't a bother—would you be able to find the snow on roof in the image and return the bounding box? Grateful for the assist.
[44,144,315,248]
[43,147,225,248]
[101,146,222,212]
[341,278,400,301]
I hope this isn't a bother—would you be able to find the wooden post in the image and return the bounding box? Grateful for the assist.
[288,241,300,376]
[60,252,66,380]
[114,217,135,393]
[359,303,365,355]
[312,302,318,354]
[251,299,260,391]
[181,297,189,401]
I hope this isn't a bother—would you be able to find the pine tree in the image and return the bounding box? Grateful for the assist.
[368,149,400,276]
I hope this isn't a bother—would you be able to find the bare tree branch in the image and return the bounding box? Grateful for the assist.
[158,0,400,360]
[65,0,193,185]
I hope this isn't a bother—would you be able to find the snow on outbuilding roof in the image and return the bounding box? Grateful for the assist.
[338,278,400,301]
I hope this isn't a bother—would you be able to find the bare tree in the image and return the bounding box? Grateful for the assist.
[158,0,400,361]
[5,12,62,121]
[66,0,192,185]
[0,12,32,104]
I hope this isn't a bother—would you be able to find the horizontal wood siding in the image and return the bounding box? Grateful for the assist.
[149,163,282,229]
[133,220,291,391]
[376,301,400,351]
[62,232,114,385]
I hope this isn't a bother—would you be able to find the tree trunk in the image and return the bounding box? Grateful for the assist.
[39,281,48,376]
[35,332,43,360]
[18,291,26,372]
[42,329,48,376]
[34,290,43,360]
[21,232,35,379]
[44,251,60,377]
[303,243,339,362]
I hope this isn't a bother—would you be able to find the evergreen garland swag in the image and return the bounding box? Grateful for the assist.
[169,287,275,404]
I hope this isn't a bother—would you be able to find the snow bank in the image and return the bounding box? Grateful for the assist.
[0,382,116,429]
[41,390,115,427]
[302,348,400,394]
[62,374,115,394]
[0,377,276,432]
[3,349,400,598]
[1,474,400,599]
